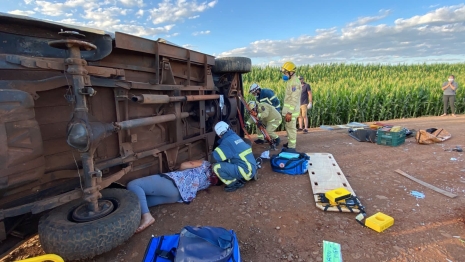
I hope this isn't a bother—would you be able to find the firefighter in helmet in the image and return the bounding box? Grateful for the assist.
[212,121,258,192]
[280,61,301,153]
[246,101,281,147]
[249,83,281,113]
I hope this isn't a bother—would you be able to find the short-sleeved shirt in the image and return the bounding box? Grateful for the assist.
[442,81,458,95]
[164,161,212,203]
[300,82,312,105]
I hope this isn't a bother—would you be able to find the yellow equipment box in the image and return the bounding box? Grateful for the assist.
[325,187,352,203]
[365,212,394,232]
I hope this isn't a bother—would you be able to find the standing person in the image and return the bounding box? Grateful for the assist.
[297,76,313,134]
[127,160,218,233]
[440,75,458,117]
[249,83,281,113]
[246,100,282,146]
[280,61,301,153]
[212,121,257,192]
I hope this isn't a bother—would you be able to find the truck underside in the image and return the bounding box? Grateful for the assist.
[0,13,250,260]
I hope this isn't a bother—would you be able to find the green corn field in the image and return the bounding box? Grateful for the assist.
[242,63,465,131]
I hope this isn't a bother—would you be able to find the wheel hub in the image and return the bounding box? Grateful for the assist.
[71,199,114,222]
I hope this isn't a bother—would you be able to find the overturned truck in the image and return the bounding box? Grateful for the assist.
[0,13,251,260]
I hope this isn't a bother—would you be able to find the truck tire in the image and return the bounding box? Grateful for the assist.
[38,188,140,261]
[212,57,252,73]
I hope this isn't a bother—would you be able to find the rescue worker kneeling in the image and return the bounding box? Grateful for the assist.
[247,101,282,146]
[212,121,258,192]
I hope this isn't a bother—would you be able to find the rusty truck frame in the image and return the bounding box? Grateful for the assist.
[0,13,251,260]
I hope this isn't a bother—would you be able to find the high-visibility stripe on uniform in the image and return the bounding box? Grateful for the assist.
[238,148,253,180]
[214,148,227,161]
[213,164,235,185]
[289,139,296,143]
[270,95,277,100]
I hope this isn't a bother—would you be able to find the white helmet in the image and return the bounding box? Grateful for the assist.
[214,121,229,136]
[249,83,260,94]
[248,101,257,110]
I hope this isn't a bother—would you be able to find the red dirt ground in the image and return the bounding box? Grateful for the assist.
[2,115,465,262]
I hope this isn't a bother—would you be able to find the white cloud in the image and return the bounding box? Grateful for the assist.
[119,0,144,7]
[395,4,465,28]
[8,10,36,16]
[33,0,99,16]
[149,0,217,24]
[219,5,465,65]
[166,32,179,38]
[188,15,199,19]
[136,9,144,16]
[347,9,391,27]
[192,30,210,36]
[24,0,34,4]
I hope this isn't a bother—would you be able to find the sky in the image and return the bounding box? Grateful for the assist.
[2,0,465,66]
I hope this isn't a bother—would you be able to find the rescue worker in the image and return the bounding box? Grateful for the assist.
[247,101,282,146]
[249,83,281,113]
[212,121,257,192]
[280,61,301,153]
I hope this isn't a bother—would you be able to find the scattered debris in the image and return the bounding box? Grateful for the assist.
[410,191,425,199]
[260,150,270,159]
[394,169,458,198]
[450,158,457,161]
[323,240,342,262]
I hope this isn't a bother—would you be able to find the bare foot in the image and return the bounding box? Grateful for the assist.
[452,114,457,117]
[136,213,155,233]
[440,113,447,117]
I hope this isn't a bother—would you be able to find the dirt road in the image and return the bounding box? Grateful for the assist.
[2,115,465,262]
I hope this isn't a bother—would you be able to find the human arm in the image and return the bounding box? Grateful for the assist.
[307,86,313,109]
[179,160,204,170]
[212,142,234,162]
[450,82,457,91]
[442,82,451,90]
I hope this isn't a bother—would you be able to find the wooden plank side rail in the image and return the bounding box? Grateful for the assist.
[394,169,458,198]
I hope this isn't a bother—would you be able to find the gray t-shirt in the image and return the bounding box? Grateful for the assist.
[442,81,458,95]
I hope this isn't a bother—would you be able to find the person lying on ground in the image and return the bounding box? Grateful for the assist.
[127,160,218,233]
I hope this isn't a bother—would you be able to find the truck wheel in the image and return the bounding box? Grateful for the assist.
[38,188,140,261]
[212,57,252,73]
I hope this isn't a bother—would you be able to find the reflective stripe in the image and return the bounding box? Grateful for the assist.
[213,164,235,185]
[289,139,296,143]
[292,112,299,117]
[289,106,295,110]
[270,95,277,100]
[271,123,279,127]
[258,113,262,118]
[215,148,227,161]
[283,103,291,107]
[238,148,253,180]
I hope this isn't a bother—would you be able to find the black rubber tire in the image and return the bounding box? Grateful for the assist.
[38,189,140,261]
[212,57,252,73]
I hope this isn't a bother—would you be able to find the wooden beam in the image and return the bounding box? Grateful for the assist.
[394,169,458,198]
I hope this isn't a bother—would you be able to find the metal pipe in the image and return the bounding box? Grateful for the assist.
[132,94,220,104]
[116,112,191,130]
[131,94,170,104]
[182,94,220,102]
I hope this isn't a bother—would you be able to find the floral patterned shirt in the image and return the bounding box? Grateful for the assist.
[164,161,212,203]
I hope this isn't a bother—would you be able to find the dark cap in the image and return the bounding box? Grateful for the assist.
[298,75,304,80]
